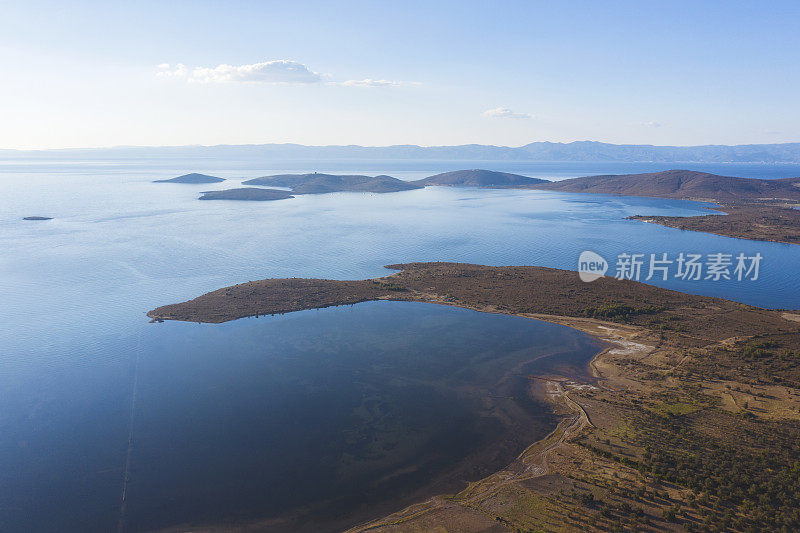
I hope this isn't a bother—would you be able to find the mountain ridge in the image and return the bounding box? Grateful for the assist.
[5,141,800,163]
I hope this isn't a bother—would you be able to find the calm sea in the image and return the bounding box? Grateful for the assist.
[1,159,799,531]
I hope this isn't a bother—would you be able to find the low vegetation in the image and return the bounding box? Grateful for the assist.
[583,301,664,321]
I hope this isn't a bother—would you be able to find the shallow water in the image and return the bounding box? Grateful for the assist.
[1,161,799,531]
[128,302,599,532]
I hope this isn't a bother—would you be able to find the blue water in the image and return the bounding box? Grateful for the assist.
[1,160,799,531]
[2,301,602,532]
[2,158,800,181]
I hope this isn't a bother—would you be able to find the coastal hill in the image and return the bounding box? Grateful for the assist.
[414,169,549,187]
[243,173,422,194]
[154,173,226,184]
[198,188,294,201]
[533,169,800,202]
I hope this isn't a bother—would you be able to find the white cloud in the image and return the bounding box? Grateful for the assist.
[156,61,416,89]
[339,78,405,87]
[156,63,189,79]
[642,121,662,128]
[157,60,321,84]
[193,60,321,84]
[482,107,533,119]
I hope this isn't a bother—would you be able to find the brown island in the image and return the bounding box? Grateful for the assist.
[243,172,424,194]
[154,173,226,184]
[149,262,800,532]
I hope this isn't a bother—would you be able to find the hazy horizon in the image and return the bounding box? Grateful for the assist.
[5,140,800,166]
[3,139,800,153]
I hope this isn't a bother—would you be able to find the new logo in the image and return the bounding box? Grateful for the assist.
[578,250,608,282]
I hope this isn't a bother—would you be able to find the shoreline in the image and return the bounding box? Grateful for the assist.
[147,262,800,531]
[151,306,615,533]
[347,311,648,533]
[148,303,607,533]
[627,202,800,245]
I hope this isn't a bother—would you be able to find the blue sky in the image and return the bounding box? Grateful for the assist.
[1,0,798,148]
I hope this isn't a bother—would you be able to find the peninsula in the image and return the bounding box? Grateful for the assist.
[628,205,800,245]
[148,262,800,532]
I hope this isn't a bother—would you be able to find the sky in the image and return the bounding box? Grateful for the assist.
[1,0,798,149]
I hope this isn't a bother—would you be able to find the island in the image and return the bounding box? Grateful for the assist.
[531,169,800,202]
[154,173,226,184]
[413,169,550,188]
[22,216,53,220]
[149,262,800,532]
[243,172,423,194]
[197,188,295,201]
[531,169,800,245]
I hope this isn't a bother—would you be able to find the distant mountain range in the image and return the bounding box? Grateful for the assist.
[4,141,800,163]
